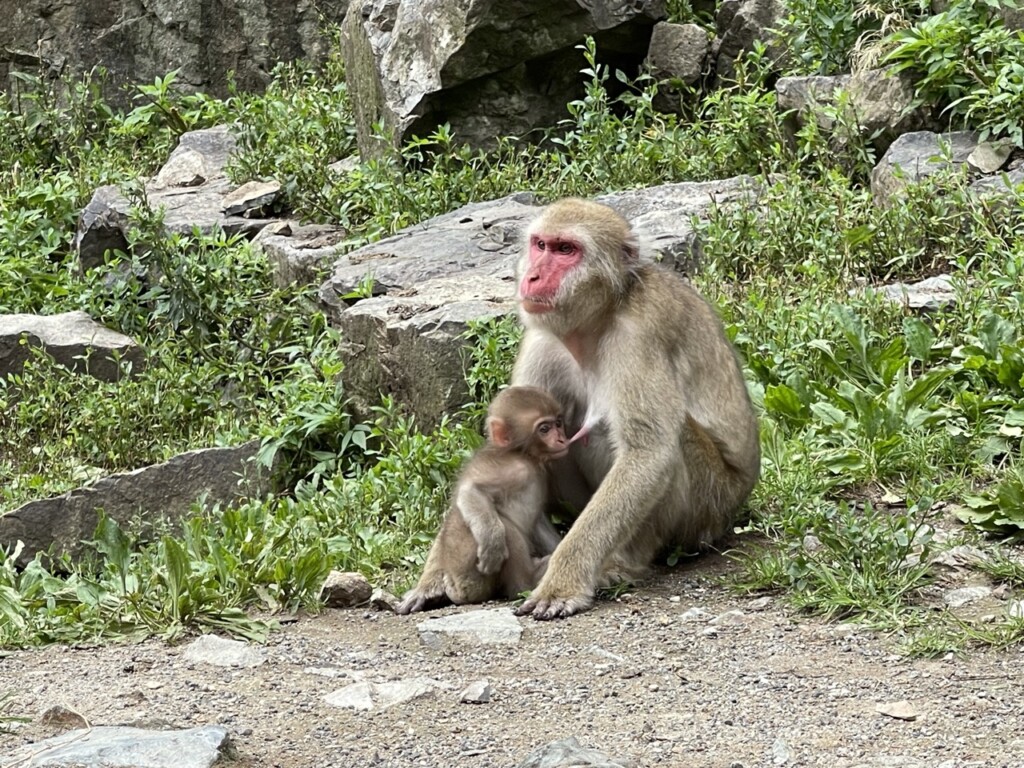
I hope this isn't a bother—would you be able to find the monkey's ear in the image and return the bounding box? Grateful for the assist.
[487,417,512,447]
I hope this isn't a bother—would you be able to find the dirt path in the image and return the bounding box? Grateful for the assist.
[2,555,1022,768]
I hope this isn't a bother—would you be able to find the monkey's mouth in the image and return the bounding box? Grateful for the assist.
[519,297,556,314]
[549,446,570,460]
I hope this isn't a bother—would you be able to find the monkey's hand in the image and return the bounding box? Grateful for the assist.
[475,532,509,576]
[514,568,594,620]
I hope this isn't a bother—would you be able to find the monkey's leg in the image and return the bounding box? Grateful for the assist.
[395,539,450,614]
[443,512,499,606]
[499,522,540,599]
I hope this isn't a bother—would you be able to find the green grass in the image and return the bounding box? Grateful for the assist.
[2,20,1024,652]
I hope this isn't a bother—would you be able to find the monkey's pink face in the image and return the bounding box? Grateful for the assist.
[518,234,583,314]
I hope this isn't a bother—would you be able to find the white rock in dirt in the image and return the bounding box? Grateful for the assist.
[324,677,446,711]
[1007,600,1024,619]
[460,680,492,704]
[680,607,711,622]
[304,667,365,681]
[182,634,265,668]
[370,587,399,611]
[710,609,746,626]
[849,757,927,767]
[589,645,625,663]
[772,737,793,764]
[516,737,636,768]
[324,681,374,711]
[2,725,230,768]
[417,608,523,644]
[373,678,447,708]
[943,586,993,609]
[746,596,773,611]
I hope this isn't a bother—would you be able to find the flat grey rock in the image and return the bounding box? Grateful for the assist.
[871,131,978,204]
[0,311,143,381]
[943,586,993,609]
[76,126,276,272]
[517,737,636,768]
[0,442,270,566]
[182,634,266,668]
[221,180,281,216]
[416,608,523,645]
[876,274,956,311]
[324,677,446,711]
[968,141,1012,173]
[1,725,230,768]
[971,168,1024,196]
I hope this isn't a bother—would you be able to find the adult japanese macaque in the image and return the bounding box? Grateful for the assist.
[512,198,761,620]
[395,386,568,614]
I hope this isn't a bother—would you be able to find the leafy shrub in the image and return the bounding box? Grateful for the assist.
[780,0,932,76]
[732,500,936,623]
[885,0,1024,145]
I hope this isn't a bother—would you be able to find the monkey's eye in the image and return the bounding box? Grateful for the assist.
[535,239,546,251]
[557,242,574,254]
[538,424,551,435]
[555,418,564,429]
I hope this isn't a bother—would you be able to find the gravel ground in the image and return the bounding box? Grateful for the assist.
[2,554,1022,768]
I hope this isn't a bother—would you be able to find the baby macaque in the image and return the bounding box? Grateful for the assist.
[395,386,567,614]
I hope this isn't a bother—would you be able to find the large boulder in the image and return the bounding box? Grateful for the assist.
[0,0,350,108]
[647,22,710,114]
[0,311,144,382]
[714,0,787,84]
[319,193,538,426]
[75,126,279,271]
[870,131,978,203]
[316,179,762,427]
[341,0,667,158]
[776,69,932,155]
[0,442,271,567]
[871,130,1024,205]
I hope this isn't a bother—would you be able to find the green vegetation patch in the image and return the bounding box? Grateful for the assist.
[2,12,1024,652]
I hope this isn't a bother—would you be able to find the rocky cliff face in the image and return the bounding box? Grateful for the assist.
[0,0,350,107]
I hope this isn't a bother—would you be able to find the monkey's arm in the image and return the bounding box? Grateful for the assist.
[516,446,673,620]
[516,320,682,620]
[455,483,508,575]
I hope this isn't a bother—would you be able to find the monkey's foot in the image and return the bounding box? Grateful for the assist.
[395,579,448,615]
[515,591,594,620]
